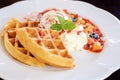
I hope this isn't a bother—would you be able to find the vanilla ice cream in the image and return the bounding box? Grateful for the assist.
[61,25,88,52]
[40,10,69,29]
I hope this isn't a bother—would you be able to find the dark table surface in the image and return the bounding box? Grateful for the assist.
[0,0,120,80]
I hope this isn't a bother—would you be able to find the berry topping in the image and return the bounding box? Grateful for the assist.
[72,18,78,22]
[89,32,99,39]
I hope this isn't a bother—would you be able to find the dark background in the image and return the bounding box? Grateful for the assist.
[0,0,120,80]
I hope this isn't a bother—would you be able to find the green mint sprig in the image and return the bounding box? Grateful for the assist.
[50,16,76,31]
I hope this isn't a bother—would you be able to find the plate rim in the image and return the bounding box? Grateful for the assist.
[0,0,120,80]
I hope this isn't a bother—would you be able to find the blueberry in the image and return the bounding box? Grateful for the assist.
[72,18,77,22]
[89,32,99,39]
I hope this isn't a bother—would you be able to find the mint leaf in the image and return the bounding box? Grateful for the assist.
[62,21,76,30]
[50,16,76,31]
[50,24,62,31]
[57,16,66,24]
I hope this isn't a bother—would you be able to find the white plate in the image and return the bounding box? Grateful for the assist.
[0,0,120,80]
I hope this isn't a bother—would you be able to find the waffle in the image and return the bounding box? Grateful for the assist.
[2,18,45,67]
[16,27,74,68]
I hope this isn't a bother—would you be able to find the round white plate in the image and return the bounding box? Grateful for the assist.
[0,0,120,80]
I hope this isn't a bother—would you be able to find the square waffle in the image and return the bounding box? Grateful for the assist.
[2,18,45,67]
[16,27,74,68]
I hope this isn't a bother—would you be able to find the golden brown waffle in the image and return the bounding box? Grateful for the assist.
[16,27,74,68]
[2,18,45,67]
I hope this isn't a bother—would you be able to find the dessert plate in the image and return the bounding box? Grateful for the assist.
[0,0,120,80]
